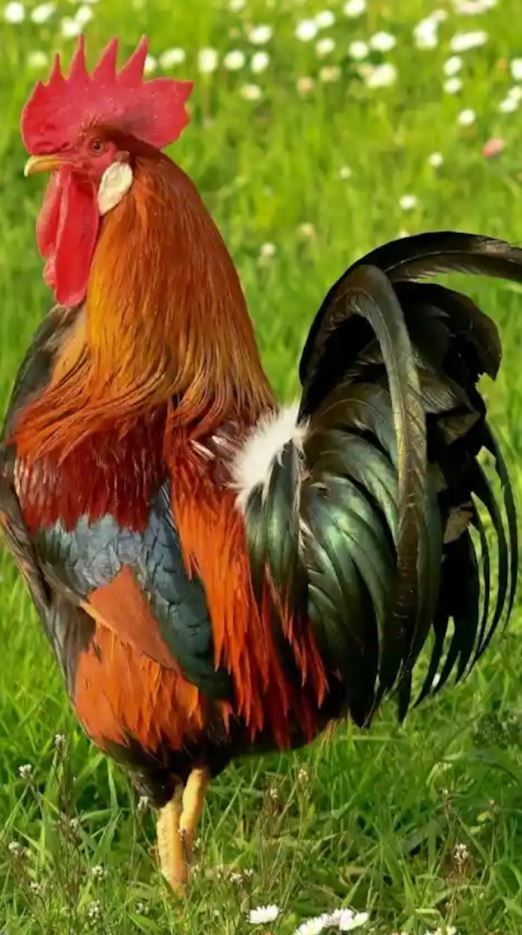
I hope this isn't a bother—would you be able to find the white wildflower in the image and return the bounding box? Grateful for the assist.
[294,914,331,935]
[18,763,33,780]
[30,2,54,23]
[54,732,66,750]
[296,19,318,41]
[248,904,280,924]
[338,165,352,179]
[297,762,312,777]
[499,96,518,113]
[444,55,463,76]
[29,881,42,894]
[198,48,219,74]
[27,50,49,69]
[365,63,397,88]
[444,77,462,93]
[316,37,335,57]
[450,31,488,53]
[248,24,272,45]
[319,65,341,82]
[511,58,522,81]
[399,194,418,211]
[432,8,449,21]
[229,0,245,10]
[508,85,522,101]
[343,0,366,16]
[315,9,335,29]
[74,4,92,25]
[159,48,186,68]
[454,0,496,11]
[348,40,369,60]
[240,83,262,100]
[332,909,370,931]
[137,794,150,812]
[369,31,396,52]
[3,1,25,22]
[428,151,444,168]
[296,75,315,95]
[144,54,157,75]
[260,242,276,259]
[457,107,476,126]
[60,17,82,37]
[454,842,470,866]
[8,841,26,858]
[86,900,102,921]
[251,51,269,73]
[91,864,107,880]
[413,18,439,50]
[224,49,246,70]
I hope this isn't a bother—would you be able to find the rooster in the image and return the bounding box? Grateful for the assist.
[0,35,519,892]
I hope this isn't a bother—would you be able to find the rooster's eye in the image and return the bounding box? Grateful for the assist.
[89,138,105,155]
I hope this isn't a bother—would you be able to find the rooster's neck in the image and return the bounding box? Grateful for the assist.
[14,153,273,462]
[85,153,273,433]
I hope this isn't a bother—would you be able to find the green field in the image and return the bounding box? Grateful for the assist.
[1,0,522,932]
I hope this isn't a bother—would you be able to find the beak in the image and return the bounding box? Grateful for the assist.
[24,154,67,177]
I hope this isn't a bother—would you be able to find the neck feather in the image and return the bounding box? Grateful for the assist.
[15,152,273,459]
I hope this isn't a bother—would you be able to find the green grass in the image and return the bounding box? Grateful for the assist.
[1,0,522,932]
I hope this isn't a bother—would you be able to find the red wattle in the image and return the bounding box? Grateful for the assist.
[35,166,99,308]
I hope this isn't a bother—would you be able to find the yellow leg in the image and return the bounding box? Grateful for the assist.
[156,767,210,894]
[157,786,186,894]
[180,766,210,865]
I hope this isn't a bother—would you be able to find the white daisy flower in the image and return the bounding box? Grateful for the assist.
[510,58,522,81]
[450,31,488,53]
[499,96,518,113]
[348,40,369,60]
[331,909,370,931]
[30,2,54,23]
[457,107,476,126]
[444,77,462,94]
[444,55,463,76]
[144,54,157,75]
[315,9,335,29]
[296,75,315,95]
[251,51,269,73]
[413,18,439,50]
[240,83,262,101]
[27,49,49,68]
[399,194,418,211]
[296,18,318,41]
[3,1,25,22]
[365,63,397,88]
[316,37,335,57]
[248,24,272,45]
[198,47,219,74]
[224,49,246,70]
[61,17,81,37]
[428,151,444,168]
[369,31,397,52]
[248,904,280,924]
[159,48,186,68]
[343,0,366,16]
[319,65,341,82]
[294,914,331,935]
[508,85,522,101]
[74,4,93,25]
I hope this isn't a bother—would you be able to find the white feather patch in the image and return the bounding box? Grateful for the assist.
[231,403,307,512]
[97,161,133,216]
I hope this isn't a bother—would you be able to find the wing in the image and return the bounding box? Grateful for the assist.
[1,306,230,701]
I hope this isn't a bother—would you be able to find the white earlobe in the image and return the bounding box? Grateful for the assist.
[98,161,133,216]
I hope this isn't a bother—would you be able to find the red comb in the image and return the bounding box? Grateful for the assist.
[21,35,193,155]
